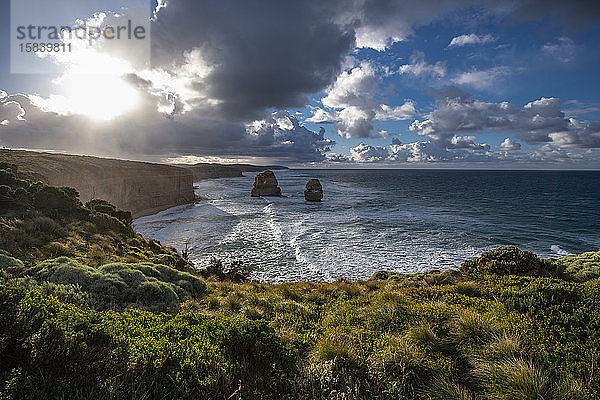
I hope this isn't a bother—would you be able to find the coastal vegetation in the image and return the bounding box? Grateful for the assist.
[1,162,599,399]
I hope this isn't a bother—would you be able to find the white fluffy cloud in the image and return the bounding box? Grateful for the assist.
[499,138,521,151]
[409,89,600,149]
[398,51,446,77]
[336,138,592,165]
[321,63,381,110]
[308,62,417,138]
[350,143,389,162]
[448,33,495,47]
[388,141,451,162]
[452,67,513,90]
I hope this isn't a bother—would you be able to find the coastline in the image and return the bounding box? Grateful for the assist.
[0,149,285,218]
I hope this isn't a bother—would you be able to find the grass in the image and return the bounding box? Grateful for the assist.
[1,162,600,399]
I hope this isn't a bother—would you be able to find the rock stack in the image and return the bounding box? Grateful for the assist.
[251,170,282,197]
[304,179,323,202]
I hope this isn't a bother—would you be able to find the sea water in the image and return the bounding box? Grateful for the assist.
[133,169,600,282]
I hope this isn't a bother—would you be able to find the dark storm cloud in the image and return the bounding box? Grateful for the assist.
[151,0,355,121]
[513,0,600,27]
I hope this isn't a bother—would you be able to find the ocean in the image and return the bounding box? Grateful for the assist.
[133,169,600,282]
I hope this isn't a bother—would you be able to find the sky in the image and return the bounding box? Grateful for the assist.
[1,0,600,168]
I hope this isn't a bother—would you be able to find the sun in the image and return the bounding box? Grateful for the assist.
[59,72,141,121]
[32,50,141,121]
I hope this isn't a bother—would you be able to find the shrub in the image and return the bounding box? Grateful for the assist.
[29,184,82,215]
[368,336,431,395]
[90,212,132,236]
[421,377,474,400]
[474,357,553,400]
[480,332,524,362]
[86,199,133,226]
[559,250,600,282]
[449,311,501,345]
[404,322,445,353]
[461,246,559,277]
[500,279,581,314]
[314,335,358,364]
[0,254,25,272]
[32,257,206,311]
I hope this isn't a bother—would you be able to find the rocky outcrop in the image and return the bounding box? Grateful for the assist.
[251,170,282,197]
[304,179,323,202]
[0,150,196,218]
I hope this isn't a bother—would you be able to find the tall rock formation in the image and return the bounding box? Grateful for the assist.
[304,179,323,202]
[251,170,282,197]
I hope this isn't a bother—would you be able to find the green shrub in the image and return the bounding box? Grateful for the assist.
[0,280,295,400]
[368,336,431,395]
[404,322,445,353]
[461,246,559,277]
[559,250,600,282]
[474,357,553,400]
[450,311,501,345]
[313,335,358,364]
[86,199,133,226]
[32,257,206,311]
[0,254,25,271]
[421,377,474,400]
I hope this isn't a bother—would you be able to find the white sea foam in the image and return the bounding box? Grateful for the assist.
[550,245,571,256]
[132,170,599,282]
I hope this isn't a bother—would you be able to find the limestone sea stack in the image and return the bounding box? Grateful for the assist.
[251,170,282,197]
[304,179,323,202]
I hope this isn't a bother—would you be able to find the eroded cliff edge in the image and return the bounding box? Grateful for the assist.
[0,150,195,218]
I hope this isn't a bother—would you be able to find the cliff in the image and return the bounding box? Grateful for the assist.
[0,150,195,218]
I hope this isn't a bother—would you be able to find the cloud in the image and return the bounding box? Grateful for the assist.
[452,67,513,90]
[408,88,600,149]
[548,119,600,148]
[350,143,389,162]
[398,51,446,77]
[563,100,600,117]
[151,0,355,121]
[512,0,600,28]
[542,37,576,63]
[306,108,337,124]
[0,90,6,100]
[375,102,418,120]
[448,33,495,47]
[338,138,593,165]
[388,141,452,162]
[499,138,521,151]
[335,0,485,51]
[0,93,332,162]
[0,99,26,125]
[308,62,417,138]
[335,0,600,52]
[449,135,490,151]
[321,62,381,110]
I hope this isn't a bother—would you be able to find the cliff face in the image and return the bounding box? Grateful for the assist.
[0,150,195,218]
